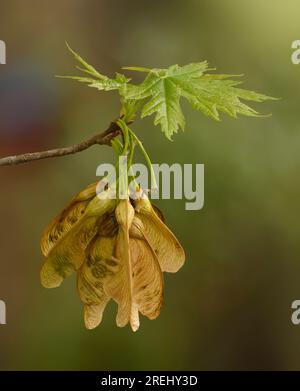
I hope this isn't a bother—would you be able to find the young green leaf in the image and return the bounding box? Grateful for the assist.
[57,74,129,92]
[122,63,277,140]
[57,44,130,92]
[120,99,143,123]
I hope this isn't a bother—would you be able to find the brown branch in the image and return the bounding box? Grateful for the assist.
[0,120,121,167]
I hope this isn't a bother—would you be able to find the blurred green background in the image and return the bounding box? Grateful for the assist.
[0,0,300,370]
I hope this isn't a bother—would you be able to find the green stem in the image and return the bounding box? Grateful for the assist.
[116,119,131,198]
[127,133,135,169]
[127,127,158,190]
[117,119,130,155]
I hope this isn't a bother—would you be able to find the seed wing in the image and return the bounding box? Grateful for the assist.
[77,236,119,329]
[41,182,97,256]
[40,215,99,288]
[105,201,135,329]
[130,234,164,323]
[40,196,115,289]
[135,198,185,273]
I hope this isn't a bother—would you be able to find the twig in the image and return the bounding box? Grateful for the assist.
[0,120,121,167]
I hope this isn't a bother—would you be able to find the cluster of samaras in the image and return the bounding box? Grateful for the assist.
[40,183,185,331]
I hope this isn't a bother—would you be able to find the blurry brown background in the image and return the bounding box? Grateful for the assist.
[0,0,300,370]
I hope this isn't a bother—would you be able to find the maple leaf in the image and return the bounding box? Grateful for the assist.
[122,63,277,139]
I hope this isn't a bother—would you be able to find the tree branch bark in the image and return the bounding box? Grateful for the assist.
[0,120,121,167]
